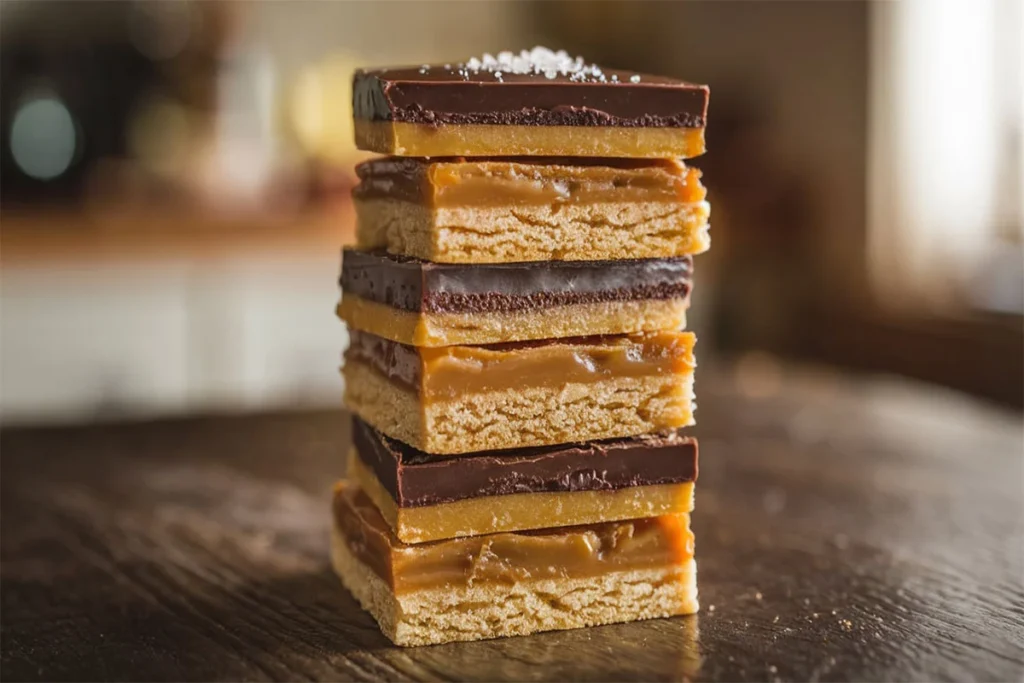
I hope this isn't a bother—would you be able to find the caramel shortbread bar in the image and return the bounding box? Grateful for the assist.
[353,156,710,263]
[342,330,696,454]
[349,416,698,543]
[338,249,692,346]
[331,482,699,646]
[353,47,709,159]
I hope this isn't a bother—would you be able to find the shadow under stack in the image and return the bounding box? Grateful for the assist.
[334,47,711,646]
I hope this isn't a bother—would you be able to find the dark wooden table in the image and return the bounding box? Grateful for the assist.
[3,366,1022,681]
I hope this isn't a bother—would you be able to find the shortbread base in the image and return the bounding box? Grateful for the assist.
[342,360,695,455]
[355,198,711,264]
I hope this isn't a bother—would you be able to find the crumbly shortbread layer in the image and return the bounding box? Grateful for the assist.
[355,198,711,264]
[354,119,706,159]
[337,294,688,347]
[331,522,699,647]
[342,359,695,455]
[349,453,696,544]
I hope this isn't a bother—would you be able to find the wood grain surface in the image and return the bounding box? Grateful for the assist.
[2,367,1022,681]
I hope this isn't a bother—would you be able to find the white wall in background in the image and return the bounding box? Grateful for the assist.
[869,0,1023,311]
[0,255,345,426]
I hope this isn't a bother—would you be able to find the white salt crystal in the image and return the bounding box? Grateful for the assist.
[460,46,609,79]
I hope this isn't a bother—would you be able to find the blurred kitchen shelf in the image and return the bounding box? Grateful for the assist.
[0,203,354,264]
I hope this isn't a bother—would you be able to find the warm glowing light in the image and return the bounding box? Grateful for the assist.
[128,95,192,176]
[290,54,365,163]
[734,351,783,398]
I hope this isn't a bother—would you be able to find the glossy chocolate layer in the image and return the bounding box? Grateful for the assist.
[353,65,709,128]
[340,249,693,314]
[353,417,698,508]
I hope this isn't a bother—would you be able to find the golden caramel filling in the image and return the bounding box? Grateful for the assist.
[418,332,695,400]
[333,483,695,594]
[356,158,706,207]
[344,330,696,401]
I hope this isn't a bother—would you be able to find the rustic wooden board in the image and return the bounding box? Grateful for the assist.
[2,369,1022,681]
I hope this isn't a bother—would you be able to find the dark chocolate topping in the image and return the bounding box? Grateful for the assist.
[340,249,692,314]
[352,416,698,507]
[353,54,709,128]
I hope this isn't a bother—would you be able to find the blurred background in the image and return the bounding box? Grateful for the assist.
[1,0,1021,426]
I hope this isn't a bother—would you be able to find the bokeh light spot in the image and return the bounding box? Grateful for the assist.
[10,96,77,181]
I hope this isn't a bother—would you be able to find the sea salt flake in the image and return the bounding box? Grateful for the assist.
[463,46,604,79]
[630,74,641,83]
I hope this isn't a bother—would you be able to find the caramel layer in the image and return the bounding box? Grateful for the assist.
[354,157,706,207]
[344,330,696,401]
[331,524,699,646]
[333,482,695,594]
[355,120,707,159]
[350,453,696,544]
[337,294,688,347]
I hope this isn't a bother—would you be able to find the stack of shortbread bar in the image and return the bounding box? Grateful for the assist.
[333,48,711,646]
